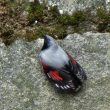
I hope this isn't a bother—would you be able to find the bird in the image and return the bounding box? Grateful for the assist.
[39,35,87,92]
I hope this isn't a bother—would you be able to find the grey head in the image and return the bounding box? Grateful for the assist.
[41,35,57,50]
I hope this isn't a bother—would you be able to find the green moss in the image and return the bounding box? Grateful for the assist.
[25,24,67,41]
[25,26,48,42]
[1,29,16,46]
[7,0,27,17]
[71,11,86,25]
[96,8,110,32]
[97,8,110,21]
[47,25,67,39]
[1,29,14,37]
[27,4,60,24]
[73,26,86,33]
[97,22,108,32]
[49,6,60,18]
[2,37,16,46]
[28,2,45,24]
[58,11,86,26]
[34,27,49,39]
[58,13,71,25]
[1,1,110,46]
[106,25,110,32]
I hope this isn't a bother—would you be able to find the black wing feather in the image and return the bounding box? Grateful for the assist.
[40,53,87,92]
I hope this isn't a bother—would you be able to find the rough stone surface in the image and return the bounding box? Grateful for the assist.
[0,32,110,110]
[40,0,110,14]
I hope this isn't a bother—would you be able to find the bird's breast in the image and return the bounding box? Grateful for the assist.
[40,47,69,68]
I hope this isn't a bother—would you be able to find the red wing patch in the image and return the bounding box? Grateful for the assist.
[48,71,63,81]
[67,53,77,64]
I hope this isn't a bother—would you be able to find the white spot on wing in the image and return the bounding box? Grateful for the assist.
[55,84,59,88]
[64,86,67,89]
[66,85,70,88]
[60,86,64,89]
[47,73,51,78]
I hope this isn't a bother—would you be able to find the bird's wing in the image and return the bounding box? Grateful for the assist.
[40,59,82,92]
[66,52,87,82]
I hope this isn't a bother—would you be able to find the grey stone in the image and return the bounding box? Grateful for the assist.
[40,0,110,14]
[0,32,110,110]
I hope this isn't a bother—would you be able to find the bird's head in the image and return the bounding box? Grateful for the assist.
[41,35,57,50]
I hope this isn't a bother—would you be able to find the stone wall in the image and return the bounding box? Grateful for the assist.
[40,0,109,14]
[0,32,110,110]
